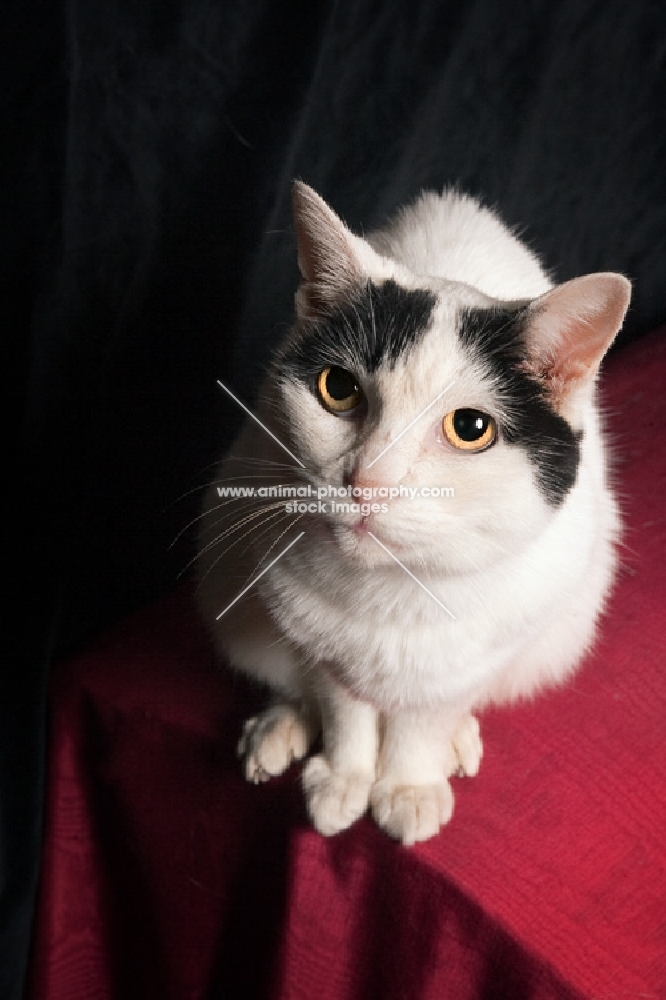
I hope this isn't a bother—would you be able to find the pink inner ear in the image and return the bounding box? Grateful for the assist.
[527,273,631,399]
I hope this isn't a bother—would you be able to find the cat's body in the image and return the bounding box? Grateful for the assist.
[198,183,629,844]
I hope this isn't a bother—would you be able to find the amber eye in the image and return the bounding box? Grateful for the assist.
[316,366,364,414]
[442,408,497,452]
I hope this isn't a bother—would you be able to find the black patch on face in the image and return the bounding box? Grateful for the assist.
[459,307,582,506]
[278,279,436,380]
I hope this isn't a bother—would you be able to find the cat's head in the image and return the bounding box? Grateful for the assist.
[269,182,630,574]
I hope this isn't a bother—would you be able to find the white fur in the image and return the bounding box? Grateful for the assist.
[368,189,551,299]
[197,184,628,844]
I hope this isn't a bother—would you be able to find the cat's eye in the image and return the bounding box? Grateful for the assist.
[442,408,497,453]
[317,366,364,414]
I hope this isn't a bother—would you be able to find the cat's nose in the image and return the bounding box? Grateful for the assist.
[347,444,410,491]
[345,466,387,494]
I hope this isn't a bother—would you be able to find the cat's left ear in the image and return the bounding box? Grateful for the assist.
[525,273,631,403]
[292,181,370,319]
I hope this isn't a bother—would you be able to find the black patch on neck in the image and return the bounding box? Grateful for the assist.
[278,279,436,379]
[459,307,582,506]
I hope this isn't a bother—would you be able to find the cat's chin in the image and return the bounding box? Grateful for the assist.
[327,518,411,568]
[322,519,391,566]
[313,514,509,578]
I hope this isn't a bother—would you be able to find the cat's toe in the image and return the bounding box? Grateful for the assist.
[448,714,483,778]
[238,704,313,783]
[302,755,373,836]
[370,780,454,846]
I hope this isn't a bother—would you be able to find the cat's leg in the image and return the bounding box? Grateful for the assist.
[231,641,321,782]
[371,707,480,846]
[448,713,483,778]
[302,668,379,836]
[238,698,320,783]
[210,591,320,782]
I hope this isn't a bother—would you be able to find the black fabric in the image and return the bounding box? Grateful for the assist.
[236,2,666,396]
[3,0,665,995]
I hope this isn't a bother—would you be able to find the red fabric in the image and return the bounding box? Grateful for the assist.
[28,330,666,999]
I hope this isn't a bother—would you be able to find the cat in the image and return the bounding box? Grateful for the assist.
[197,181,630,845]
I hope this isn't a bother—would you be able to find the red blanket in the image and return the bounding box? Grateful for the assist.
[28,330,666,999]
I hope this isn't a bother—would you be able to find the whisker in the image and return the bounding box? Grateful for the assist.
[169,495,274,548]
[194,501,290,565]
[193,510,303,590]
[225,455,306,470]
[179,505,285,578]
[241,512,305,585]
[196,498,277,540]
[235,509,292,562]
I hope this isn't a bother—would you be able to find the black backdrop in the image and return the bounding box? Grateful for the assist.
[3,1,665,995]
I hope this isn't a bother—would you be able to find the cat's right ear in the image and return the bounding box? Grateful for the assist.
[292,181,365,319]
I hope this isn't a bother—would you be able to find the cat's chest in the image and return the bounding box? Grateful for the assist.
[262,549,527,708]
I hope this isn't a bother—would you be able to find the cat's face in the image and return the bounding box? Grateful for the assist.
[275,277,577,574]
[266,183,629,575]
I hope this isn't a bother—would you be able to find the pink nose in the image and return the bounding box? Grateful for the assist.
[345,467,385,494]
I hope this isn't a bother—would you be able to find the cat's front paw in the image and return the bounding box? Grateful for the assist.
[446,713,483,778]
[370,780,454,846]
[238,703,314,784]
[302,755,373,836]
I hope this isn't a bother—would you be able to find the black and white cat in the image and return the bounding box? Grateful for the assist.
[197,181,630,845]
